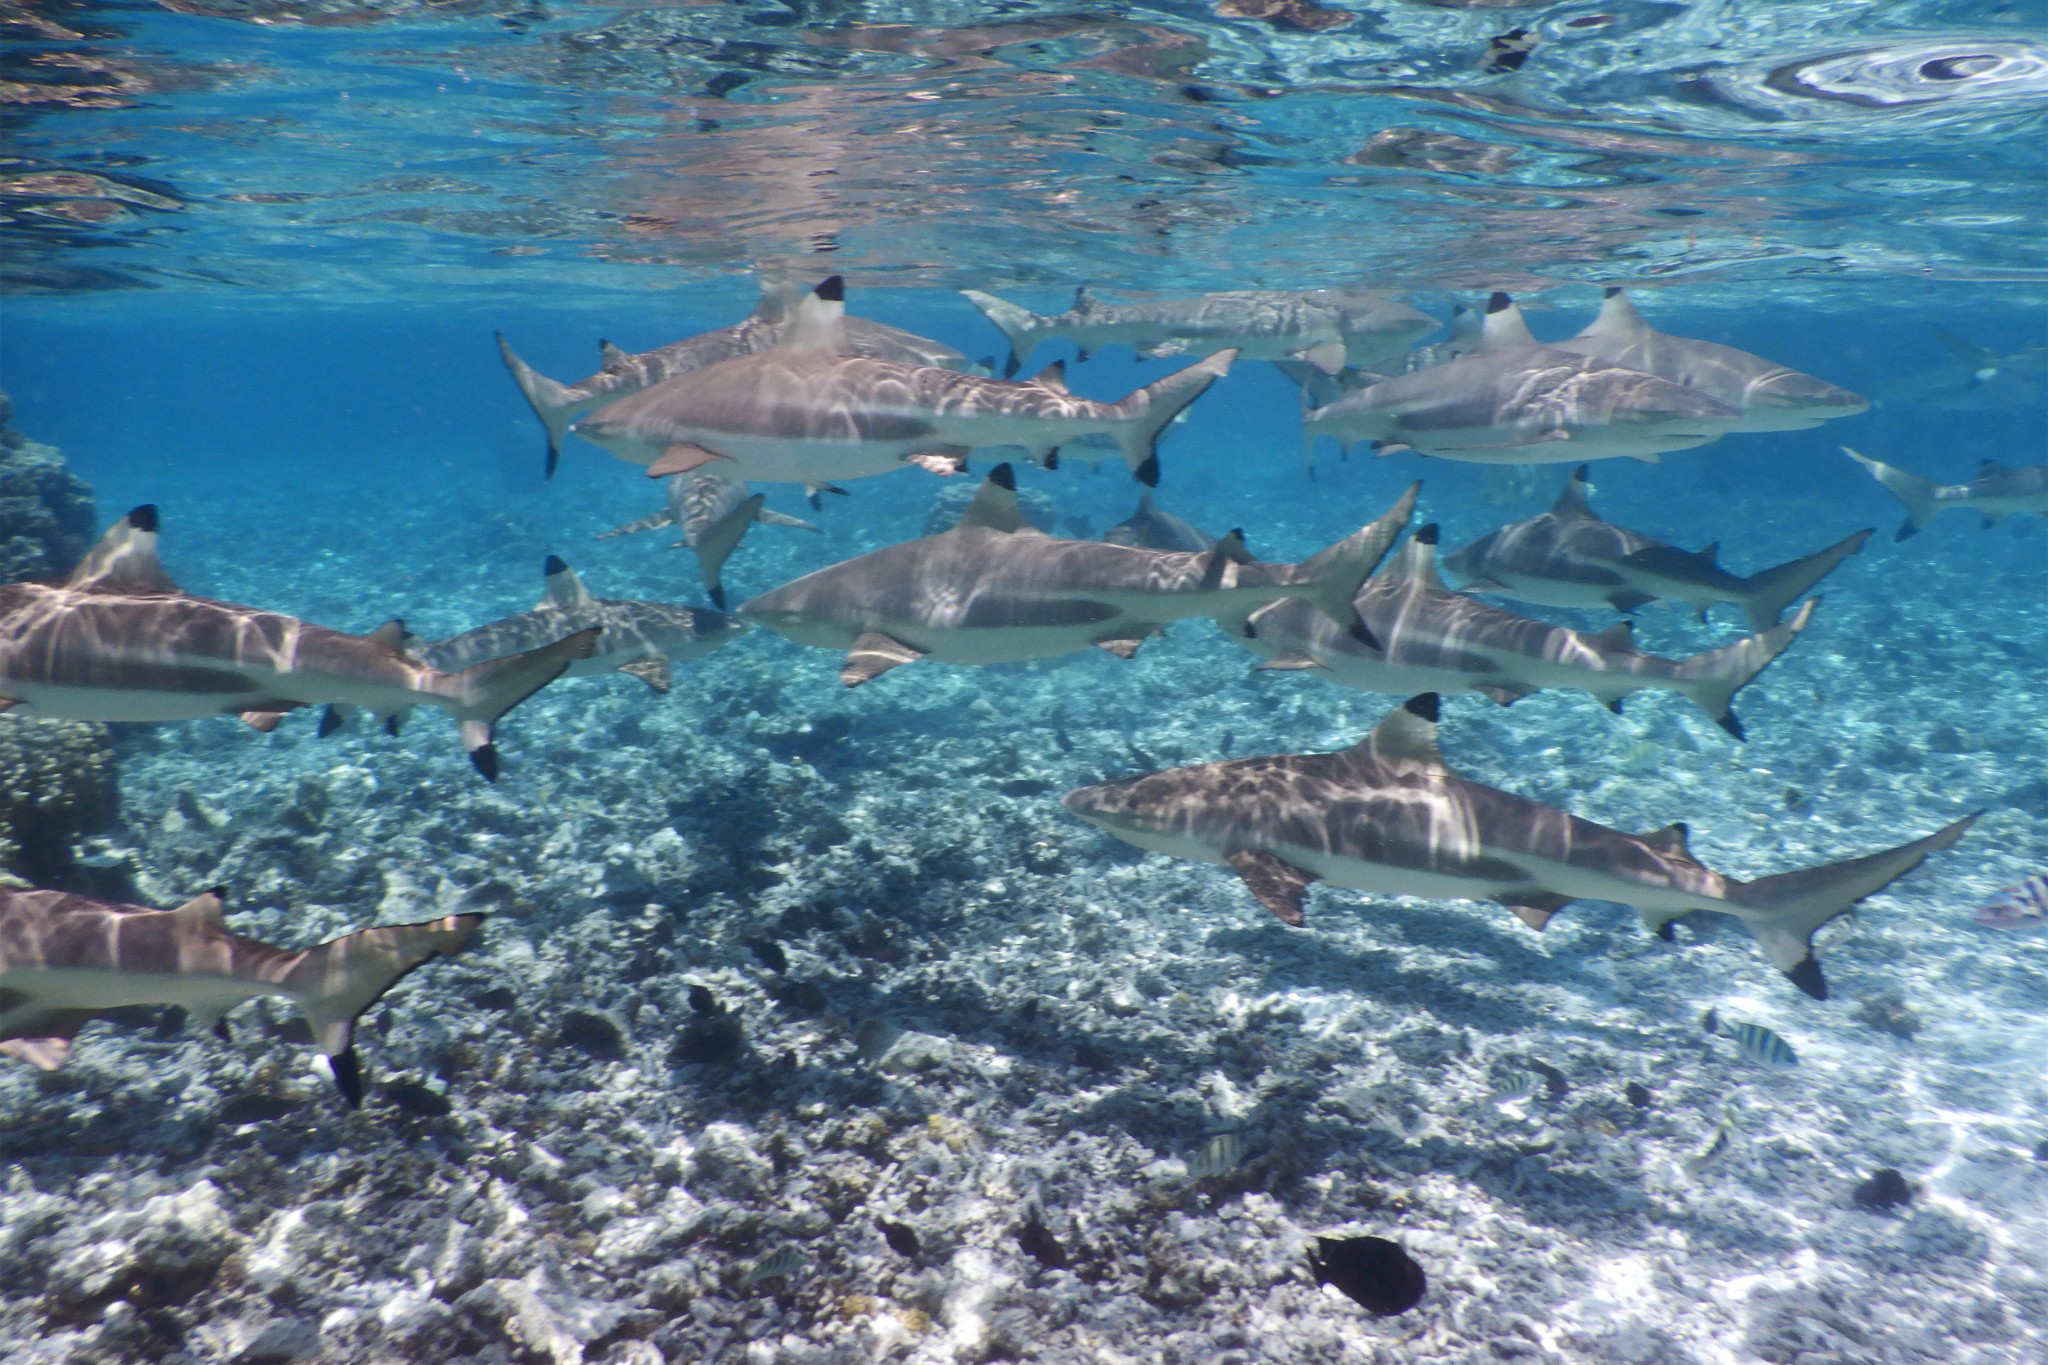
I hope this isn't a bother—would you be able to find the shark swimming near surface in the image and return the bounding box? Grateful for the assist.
[574,278,1236,489]
[960,284,1436,378]
[1063,692,1978,998]
[0,507,596,780]
[1303,294,1743,465]
[1443,465,1872,631]
[1229,523,1815,738]
[1843,447,2048,540]
[738,465,1414,686]
[498,276,968,477]
[1551,288,1868,432]
[408,557,745,694]
[596,470,820,608]
[0,885,477,1106]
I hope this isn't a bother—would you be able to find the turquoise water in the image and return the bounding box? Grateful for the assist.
[3,3,2046,1362]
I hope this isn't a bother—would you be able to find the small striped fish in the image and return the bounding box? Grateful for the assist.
[1490,1070,1544,1107]
[1975,875,2047,931]
[1186,1132,1248,1180]
[1725,1020,1798,1069]
[743,1247,808,1286]
[1685,1107,1740,1176]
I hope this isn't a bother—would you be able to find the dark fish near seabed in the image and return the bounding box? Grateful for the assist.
[1308,1235,1427,1316]
[1975,874,2048,930]
[742,1246,807,1285]
[1852,1168,1915,1210]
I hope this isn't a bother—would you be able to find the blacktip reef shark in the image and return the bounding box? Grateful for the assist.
[574,278,1236,488]
[1276,303,1484,408]
[0,507,597,780]
[1229,523,1814,739]
[1443,465,1872,631]
[0,885,477,1106]
[1100,491,1215,554]
[1552,288,1868,432]
[738,464,1412,686]
[596,470,820,608]
[1303,294,1743,465]
[1843,447,2048,540]
[1063,692,1978,999]
[409,556,744,694]
[499,276,968,476]
[960,284,1436,378]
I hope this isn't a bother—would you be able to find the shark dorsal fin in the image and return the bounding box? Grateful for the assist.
[1640,822,1695,860]
[169,889,228,934]
[539,555,595,608]
[1135,491,1158,517]
[366,619,408,652]
[954,464,1031,534]
[1978,457,2004,474]
[1697,541,1720,564]
[779,277,848,353]
[67,506,180,594]
[1582,286,1650,340]
[1477,292,1538,352]
[1389,524,1448,588]
[1352,693,1448,773]
[1588,620,1634,648]
[1072,285,1099,315]
[1552,465,1595,518]
[754,277,806,323]
[1030,360,1070,394]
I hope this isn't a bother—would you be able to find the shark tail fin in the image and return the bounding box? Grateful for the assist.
[284,914,483,1105]
[1290,481,1421,637]
[1736,528,1872,632]
[496,334,588,480]
[1111,349,1238,486]
[959,290,1048,378]
[1842,447,1939,541]
[692,492,764,610]
[434,627,601,780]
[1725,813,1978,999]
[1673,598,1816,740]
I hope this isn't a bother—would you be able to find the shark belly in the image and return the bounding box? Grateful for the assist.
[0,965,278,1030]
[685,429,930,485]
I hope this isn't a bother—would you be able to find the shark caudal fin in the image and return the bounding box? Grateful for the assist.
[959,290,1050,378]
[1726,813,1978,999]
[284,914,482,1105]
[1111,349,1238,486]
[497,334,592,480]
[434,627,600,780]
[1287,481,1421,642]
[1674,598,1817,740]
[1842,447,1941,541]
[691,491,765,610]
[1736,527,1872,632]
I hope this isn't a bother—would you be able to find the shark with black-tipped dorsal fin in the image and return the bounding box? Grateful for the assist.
[738,465,1413,686]
[0,507,596,780]
[408,557,744,696]
[1552,288,1867,432]
[1227,522,1815,738]
[1843,447,2048,540]
[1063,693,1978,999]
[597,470,820,608]
[0,885,478,1106]
[1443,465,1872,631]
[573,278,1236,488]
[1100,491,1215,554]
[1304,293,1743,465]
[498,276,968,477]
[961,284,1435,378]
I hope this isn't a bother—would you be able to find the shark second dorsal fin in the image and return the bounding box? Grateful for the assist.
[754,276,806,323]
[1587,620,1634,648]
[954,463,1032,534]
[539,555,595,608]
[779,277,848,353]
[1030,360,1069,394]
[169,888,229,933]
[67,506,180,594]
[1390,523,1449,588]
[1477,292,1538,353]
[1355,693,1449,773]
[1552,465,1595,518]
[366,619,408,652]
[1697,541,1720,565]
[1072,285,1098,316]
[1640,821,1696,861]
[1582,286,1650,340]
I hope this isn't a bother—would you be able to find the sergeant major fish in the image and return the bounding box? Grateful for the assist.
[1062,693,1978,998]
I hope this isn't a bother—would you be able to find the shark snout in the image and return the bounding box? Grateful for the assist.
[1750,371,1869,415]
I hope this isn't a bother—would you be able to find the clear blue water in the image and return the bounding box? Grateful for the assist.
[3,3,2046,1362]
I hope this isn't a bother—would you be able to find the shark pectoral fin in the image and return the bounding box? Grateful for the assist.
[758,509,820,532]
[1255,654,1327,672]
[805,483,851,510]
[1094,636,1147,660]
[693,493,765,610]
[907,448,970,475]
[0,1037,74,1070]
[1629,450,1662,463]
[0,698,17,715]
[1477,684,1531,706]
[236,709,290,732]
[318,704,351,737]
[1225,849,1318,926]
[447,627,601,782]
[619,658,673,693]
[1294,340,1348,376]
[1372,442,1414,458]
[1499,893,1570,931]
[841,632,925,687]
[647,443,729,479]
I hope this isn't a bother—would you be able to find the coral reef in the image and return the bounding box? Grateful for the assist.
[0,388,95,583]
